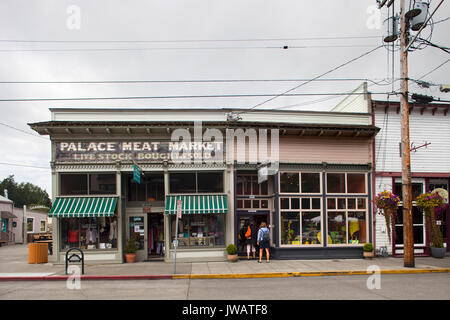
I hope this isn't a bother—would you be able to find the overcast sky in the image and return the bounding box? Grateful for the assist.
[0,0,449,196]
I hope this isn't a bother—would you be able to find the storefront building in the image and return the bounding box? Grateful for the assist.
[30,105,379,263]
[372,100,450,256]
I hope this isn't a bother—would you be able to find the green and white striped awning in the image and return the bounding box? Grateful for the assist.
[165,195,228,214]
[49,196,118,218]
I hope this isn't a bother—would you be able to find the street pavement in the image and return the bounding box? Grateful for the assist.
[0,244,449,280]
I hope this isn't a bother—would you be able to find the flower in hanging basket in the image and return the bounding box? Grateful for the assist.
[416,191,446,248]
[375,190,400,243]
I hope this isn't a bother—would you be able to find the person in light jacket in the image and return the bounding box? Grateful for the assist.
[257,221,270,263]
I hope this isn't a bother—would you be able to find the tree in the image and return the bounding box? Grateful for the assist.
[0,175,51,209]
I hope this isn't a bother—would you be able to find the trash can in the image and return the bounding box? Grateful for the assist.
[28,243,48,264]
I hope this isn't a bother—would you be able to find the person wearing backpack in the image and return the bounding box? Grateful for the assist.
[257,221,270,263]
[244,219,256,260]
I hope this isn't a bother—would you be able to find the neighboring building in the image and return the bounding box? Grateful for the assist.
[12,206,50,244]
[372,99,450,256]
[29,104,379,264]
[0,195,16,245]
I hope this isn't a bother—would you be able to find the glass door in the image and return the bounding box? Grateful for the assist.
[128,215,147,261]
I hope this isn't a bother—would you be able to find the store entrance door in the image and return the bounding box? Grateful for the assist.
[147,213,165,259]
[128,215,147,261]
[236,211,270,255]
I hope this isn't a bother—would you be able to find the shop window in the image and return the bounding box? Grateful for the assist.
[60,174,88,195]
[60,216,118,250]
[146,174,165,201]
[327,212,346,244]
[170,214,225,248]
[347,174,366,194]
[197,172,223,193]
[302,212,321,244]
[280,198,290,209]
[280,172,299,193]
[89,174,116,194]
[291,198,300,209]
[2,219,7,233]
[348,212,367,244]
[312,198,321,209]
[237,174,268,195]
[129,216,145,250]
[326,173,345,194]
[337,198,346,209]
[26,218,34,233]
[301,198,310,210]
[327,198,336,209]
[40,221,46,232]
[170,173,196,193]
[170,172,223,194]
[301,173,320,193]
[281,212,300,244]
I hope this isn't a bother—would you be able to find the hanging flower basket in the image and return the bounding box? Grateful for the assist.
[416,190,446,250]
[375,190,400,243]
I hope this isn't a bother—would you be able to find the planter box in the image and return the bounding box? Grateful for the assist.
[363,251,374,259]
[431,247,446,259]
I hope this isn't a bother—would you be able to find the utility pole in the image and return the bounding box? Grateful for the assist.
[399,0,414,267]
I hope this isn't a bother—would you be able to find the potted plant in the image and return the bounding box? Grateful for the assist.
[416,190,446,258]
[363,243,374,259]
[226,244,238,262]
[124,238,139,263]
[375,190,400,244]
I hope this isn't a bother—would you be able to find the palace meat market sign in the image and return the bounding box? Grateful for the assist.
[55,141,223,163]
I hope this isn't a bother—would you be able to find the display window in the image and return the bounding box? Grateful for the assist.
[170,214,225,248]
[280,197,322,245]
[60,216,118,250]
[60,173,116,196]
[326,197,368,245]
[170,172,224,193]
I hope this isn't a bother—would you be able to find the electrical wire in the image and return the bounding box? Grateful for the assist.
[0,35,381,44]
[237,45,384,114]
[0,92,393,102]
[0,78,396,85]
[416,58,450,80]
[0,162,49,169]
[417,37,450,54]
[0,122,49,141]
[0,45,380,53]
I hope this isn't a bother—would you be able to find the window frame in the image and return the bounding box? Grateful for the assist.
[40,220,46,232]
[279,196,323,247]
[60,172,117,196]
[326,197,368,246]
[278,171,322,195]
[168,171,224,194]
[26,218,34,233]
[326,172,368,195]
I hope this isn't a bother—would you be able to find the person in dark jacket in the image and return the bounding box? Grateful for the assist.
[249,219,258,259]
[238,222,248,254]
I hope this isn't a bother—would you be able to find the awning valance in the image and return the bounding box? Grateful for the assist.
[165,195,228,215]
[49,196,118,218]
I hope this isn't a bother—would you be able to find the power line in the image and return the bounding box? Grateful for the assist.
[433,16,450,24]
[0,45,380,53]
[0,92,393,103]
[0,78,396,85]
[417,58,450,80]
[0,162,49,169]
[0,122,50,141]
[239,45,384,114]
[0,35,381,44]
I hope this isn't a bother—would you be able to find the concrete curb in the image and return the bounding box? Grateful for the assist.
[0,268,448,281]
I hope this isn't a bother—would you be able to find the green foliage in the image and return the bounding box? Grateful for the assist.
[124,238,139,253]
[363,243,373,252]
[226,244,237,255]
[0,175,51,208]
[416,191,445,248]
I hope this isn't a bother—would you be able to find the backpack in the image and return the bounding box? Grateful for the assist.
[245,226,251,239]
[262,229,270,242]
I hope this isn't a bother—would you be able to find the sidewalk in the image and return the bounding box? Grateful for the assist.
[0,244,449,281]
